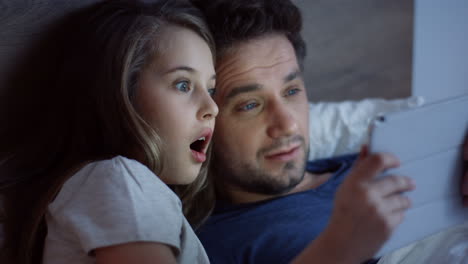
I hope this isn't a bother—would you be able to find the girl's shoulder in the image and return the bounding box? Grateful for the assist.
[49,156,180,214]
[44,156,187,258]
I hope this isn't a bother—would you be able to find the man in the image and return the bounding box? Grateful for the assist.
[191,0,467,263]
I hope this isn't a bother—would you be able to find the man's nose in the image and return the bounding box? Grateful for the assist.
[266,102,298,139]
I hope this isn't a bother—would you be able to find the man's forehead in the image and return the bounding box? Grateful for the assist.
[215,34,300,102]
[221,34,296,69]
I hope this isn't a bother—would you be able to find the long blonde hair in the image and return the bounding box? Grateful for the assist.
[0,1,215,263]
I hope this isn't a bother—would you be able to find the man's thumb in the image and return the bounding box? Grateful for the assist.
[357,144,369,163]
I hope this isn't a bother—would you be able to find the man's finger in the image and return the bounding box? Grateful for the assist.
[372,175,415,196]
[386,195,412,212]
[387,211,406,230]
[352,153,401,181]
[356,144,369,163]
[462,173,468,196]
[463,134,468,160]
[463,196,468,207]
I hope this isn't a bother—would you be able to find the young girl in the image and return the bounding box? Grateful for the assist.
[0,0,217,263]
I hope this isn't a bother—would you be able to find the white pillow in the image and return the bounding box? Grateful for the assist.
[378,222,468,263]
[308,96,425,160]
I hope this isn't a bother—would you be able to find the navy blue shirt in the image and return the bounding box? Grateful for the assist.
[197,154,358,264]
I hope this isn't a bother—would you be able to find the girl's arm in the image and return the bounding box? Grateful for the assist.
[96,242,177,264]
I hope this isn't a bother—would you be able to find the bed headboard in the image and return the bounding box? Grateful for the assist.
[0,0,413,103]
[0,0,100,85]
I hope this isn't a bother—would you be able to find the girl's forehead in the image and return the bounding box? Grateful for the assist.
[147,25,215,75]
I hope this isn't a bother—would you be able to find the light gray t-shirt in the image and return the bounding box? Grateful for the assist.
[42,156,209,264]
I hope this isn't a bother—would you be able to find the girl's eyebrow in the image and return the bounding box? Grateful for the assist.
[163,66,195,75]
[163,66,215,80]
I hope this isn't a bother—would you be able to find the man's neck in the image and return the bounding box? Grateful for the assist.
[289,171,333,194]
[223,171,333,205]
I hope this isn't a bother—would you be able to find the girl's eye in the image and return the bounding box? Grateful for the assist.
[239,102,258,111]
[208,88,216,97]
[175,80,191,92]
[286,88,300,96]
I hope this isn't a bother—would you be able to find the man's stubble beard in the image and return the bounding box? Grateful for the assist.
[212,136,310,196]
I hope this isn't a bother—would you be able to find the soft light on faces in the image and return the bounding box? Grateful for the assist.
[135,25,218,185]
[212,34,310,201]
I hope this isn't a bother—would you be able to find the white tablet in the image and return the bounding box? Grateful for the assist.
[369,94,468,256]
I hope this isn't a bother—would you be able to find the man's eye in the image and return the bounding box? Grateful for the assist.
[286,88,300,96]
[175,80,190,92]
[239,102,258,111]
[208,88,216,97]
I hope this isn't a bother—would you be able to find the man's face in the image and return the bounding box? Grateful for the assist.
[212,34,310,196]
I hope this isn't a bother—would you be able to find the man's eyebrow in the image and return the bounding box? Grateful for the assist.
[225,84,262,101]
[284,70,302,83]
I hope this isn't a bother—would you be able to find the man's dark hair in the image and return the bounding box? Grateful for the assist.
[191,0,307,69]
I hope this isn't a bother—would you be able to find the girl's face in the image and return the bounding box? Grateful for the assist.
[136,25,218,185]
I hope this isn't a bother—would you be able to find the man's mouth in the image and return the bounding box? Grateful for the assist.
[190,128,212,163]
[264,144,302,162]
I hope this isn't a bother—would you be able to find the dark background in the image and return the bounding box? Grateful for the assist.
[0,0,414,102]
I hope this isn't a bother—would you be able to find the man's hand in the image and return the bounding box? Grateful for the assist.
[291,146,416,264]
[326,145,416,262]
[462,136,468,207]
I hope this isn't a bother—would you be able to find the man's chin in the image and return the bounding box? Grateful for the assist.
[262,155,304,172]
[250,166,305,194]
[256,173,304,195]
